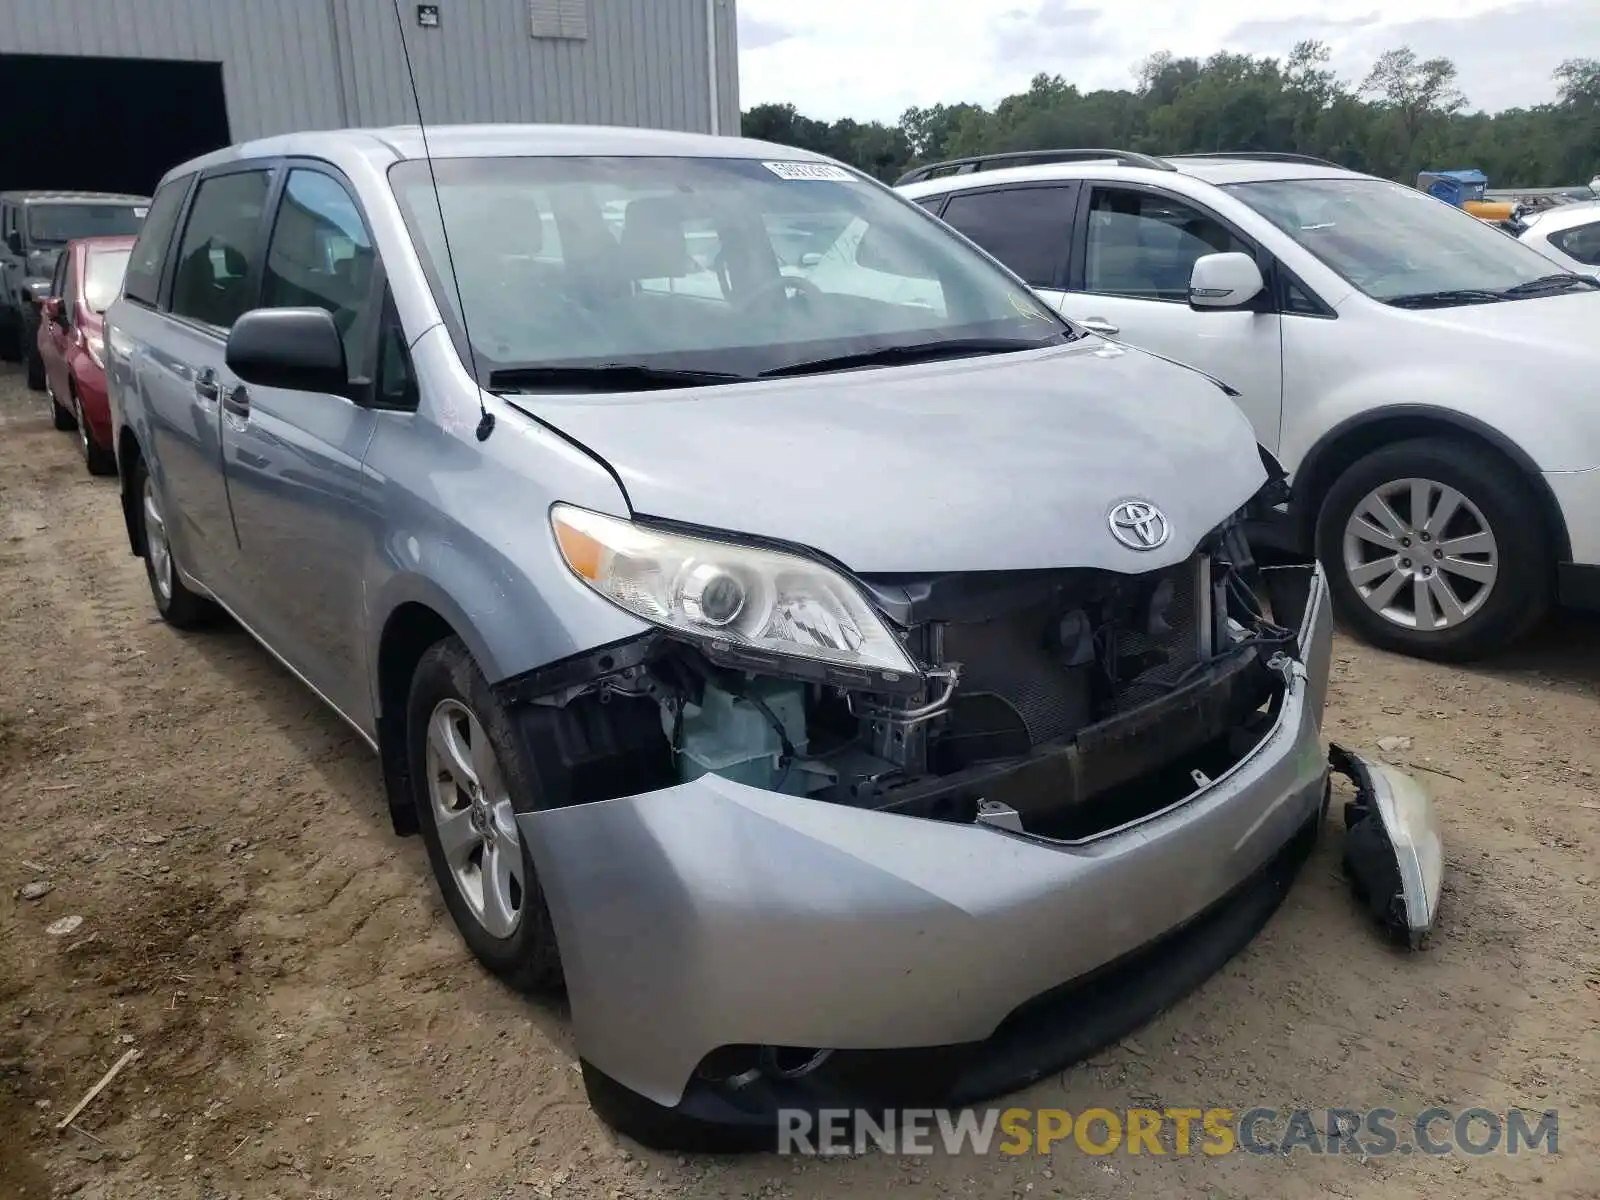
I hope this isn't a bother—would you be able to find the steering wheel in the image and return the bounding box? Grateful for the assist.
[743,272,825,309]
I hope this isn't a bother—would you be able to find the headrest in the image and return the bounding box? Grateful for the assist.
[618,195,695,280]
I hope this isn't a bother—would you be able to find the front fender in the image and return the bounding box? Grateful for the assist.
[363,327,653,709]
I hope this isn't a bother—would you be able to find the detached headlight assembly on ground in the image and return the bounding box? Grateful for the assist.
[551,503,920,690]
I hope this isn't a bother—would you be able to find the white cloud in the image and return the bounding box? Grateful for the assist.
[735,0,1596,121]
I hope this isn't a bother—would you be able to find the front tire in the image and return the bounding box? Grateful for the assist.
[26,338,47,392]
[1317,437,1550,661]
[407,637,564,995]
[131,456,216,629]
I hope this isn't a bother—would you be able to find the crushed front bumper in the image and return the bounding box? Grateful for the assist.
[522,565,1338,1122]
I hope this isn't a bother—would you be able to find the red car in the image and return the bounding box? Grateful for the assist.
[37,235,135,475]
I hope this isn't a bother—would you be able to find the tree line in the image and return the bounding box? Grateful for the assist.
[741,42,1600,189]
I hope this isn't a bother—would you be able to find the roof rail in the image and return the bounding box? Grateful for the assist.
[895,148,1175,186]
[1170,150,1344,169]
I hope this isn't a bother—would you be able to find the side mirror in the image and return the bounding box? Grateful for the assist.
[225,307,349,396]
[41,297,63,323]
[4,230,20,256]
[1188,252,1265,310]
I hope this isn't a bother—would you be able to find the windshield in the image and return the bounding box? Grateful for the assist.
[26,203,147,246]
[83,247,132,312]
[387,155,1069,383]
[1227,177,1568,303]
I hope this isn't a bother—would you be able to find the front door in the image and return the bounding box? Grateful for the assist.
[42,249,73,401]
[144,165,276,609]
[218,165,384,725]
[1053,184,1286,450]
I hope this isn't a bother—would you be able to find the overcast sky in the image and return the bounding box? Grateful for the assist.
[736,0,1599,122]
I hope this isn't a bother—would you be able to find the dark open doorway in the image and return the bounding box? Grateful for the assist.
[0,54,230,196]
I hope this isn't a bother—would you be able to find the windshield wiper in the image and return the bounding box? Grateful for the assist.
[1499,273,1599,298]
[757,336,1066,379]
[486,363,749,393]
[1383,289,1507,310]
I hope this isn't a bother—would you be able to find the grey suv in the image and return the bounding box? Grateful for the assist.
[104,125,1438,1149]
[0,190,147,388]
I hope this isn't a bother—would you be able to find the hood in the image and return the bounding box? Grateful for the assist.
[25,247,60,281]
[1394,287,1600,346]
[516,340,1266,574]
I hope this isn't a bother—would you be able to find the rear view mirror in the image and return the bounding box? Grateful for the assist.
[225,307,349,397]
[1189,252,1264,310]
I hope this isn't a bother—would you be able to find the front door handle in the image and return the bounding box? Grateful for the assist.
[222,384,250,418]
[194,368,219,402]
[1081,317,1120,336]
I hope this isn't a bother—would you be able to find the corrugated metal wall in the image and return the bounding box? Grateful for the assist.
[0,0,740,138]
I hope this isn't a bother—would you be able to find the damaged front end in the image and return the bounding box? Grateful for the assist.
[496,494,1437,1150]
[508,499,1319,841]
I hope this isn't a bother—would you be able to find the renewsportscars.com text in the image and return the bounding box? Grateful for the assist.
[777,1106,1560,1157]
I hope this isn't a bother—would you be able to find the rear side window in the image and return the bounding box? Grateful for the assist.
[123,175,192,307]
[1550,221,1600,266]
[169,169,273,330]
[938,186,1074,288]
[913,195,945,215]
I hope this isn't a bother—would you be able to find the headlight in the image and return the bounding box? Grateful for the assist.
[551,503,918,681]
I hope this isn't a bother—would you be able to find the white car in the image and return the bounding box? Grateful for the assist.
[898,149,1600,661]
[1518,199,1600,279]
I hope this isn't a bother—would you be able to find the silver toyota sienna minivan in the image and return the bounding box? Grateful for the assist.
[103,124,1441,1150]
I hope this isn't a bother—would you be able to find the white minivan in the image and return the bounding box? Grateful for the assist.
[900,149,1600,661]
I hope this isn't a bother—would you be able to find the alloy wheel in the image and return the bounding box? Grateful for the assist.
[142,475,174,603]
[424,699,525,939]
[1341,476,1499,632]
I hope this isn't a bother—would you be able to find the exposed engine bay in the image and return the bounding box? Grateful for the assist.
[498,504,1316,843]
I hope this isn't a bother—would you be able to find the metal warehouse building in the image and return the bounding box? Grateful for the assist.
[0,0,740,195]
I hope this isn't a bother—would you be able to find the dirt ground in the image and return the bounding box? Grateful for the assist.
[0,362,1595,1200]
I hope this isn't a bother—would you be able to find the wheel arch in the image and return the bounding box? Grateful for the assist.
[117,425,145,557]
[372,596,471,837]
[1290,406,1572,565]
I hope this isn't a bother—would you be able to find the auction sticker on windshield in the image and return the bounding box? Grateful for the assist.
[763,161,858,182]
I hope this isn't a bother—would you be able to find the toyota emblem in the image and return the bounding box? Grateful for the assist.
[1108,500,1170,551]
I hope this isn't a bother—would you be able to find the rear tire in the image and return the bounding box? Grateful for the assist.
[407,636,565,995]
[131,455,216,629]
[1316,437,1550,661]
[73,388,116,476]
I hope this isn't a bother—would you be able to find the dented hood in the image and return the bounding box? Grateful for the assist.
[518,340,1267,574]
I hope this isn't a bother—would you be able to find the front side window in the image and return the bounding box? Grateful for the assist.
[261,169,378,372]
[84,248,132,312]
[1229,177,1569,304]
[25,202,146,246]
[1550,221,1600,267]
[51,251,70,302]
[938,186,1074,287]
[169,170,272,330]
[388,155,1069,386]
[1084,187,1251,301]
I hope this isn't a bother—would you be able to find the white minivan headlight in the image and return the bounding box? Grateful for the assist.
[550,503,918,680]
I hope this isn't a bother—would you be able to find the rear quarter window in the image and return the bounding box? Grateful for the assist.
[123,174,194,307]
